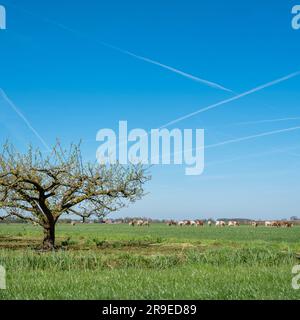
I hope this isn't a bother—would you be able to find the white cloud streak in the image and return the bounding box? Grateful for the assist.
[231,117,300,126]
[8,3,233,93]
[205,126,300,150]
[0,88,51,151]
[109,47,234,93]
[205,145,300,168]
[160,71,300,129]
[169,126,300,160]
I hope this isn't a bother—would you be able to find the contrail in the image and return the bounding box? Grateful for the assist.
[7,3,233,93]
[168,126,300,160]
[0,88,51,151]
[232,117,300,126]
[205,145,300,168]
[196,116,300,132]
[160,71,300,129]
[201,126,300,152]
[115,71,300,151]
[109,47,234,93]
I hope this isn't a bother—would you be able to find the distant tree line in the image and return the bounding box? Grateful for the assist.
[2,216,300,225]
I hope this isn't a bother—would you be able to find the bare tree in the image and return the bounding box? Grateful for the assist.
[0,142,150,249]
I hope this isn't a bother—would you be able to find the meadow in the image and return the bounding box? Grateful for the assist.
[0,223,300,300]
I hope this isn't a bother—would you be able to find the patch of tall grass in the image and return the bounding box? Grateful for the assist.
[0,246,296,273]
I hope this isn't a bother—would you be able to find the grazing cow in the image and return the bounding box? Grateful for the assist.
[281,221,293,228]
[228,221,239,227]
[277,221,294,228]
[216,221,226,227]
[178,221,184,226]
[71,221,77,226]
[272,221,281,227]
[251,221,258,227]
[190,220,197,226]
[167,220,177,226]
[136,220,144,226]
[129,221,135,227]
[286,222,294,228]
[207,221,212,227]
[143,221,150,227]
[184,220,191,226]
[196,220,204,227]
[265,221,280,227]
[33,222,39,227]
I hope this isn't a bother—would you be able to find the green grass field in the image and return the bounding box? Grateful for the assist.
[0,223,300,300]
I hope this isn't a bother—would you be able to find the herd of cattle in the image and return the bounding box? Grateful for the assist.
[64,219,295,228]
[127,219,294,228]
[263,221,294,228]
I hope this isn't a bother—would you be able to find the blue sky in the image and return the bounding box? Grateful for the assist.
[0,0,300,220]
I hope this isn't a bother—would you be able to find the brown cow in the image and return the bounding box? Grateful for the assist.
[282,221,294,228]
[273,221,282,227]
[195,220,204,227]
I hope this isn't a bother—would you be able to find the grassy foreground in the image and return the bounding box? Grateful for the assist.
[0,223,300,299]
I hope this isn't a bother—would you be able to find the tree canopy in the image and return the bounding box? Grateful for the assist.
[0,142,150,249]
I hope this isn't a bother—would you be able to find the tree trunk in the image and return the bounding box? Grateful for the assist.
[82,216,86,224]
[43,222,55,250]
